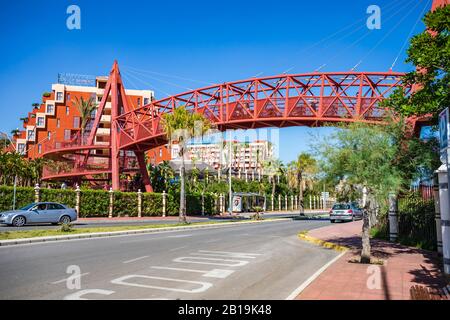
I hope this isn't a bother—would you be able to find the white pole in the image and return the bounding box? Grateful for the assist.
[433,172,443,254]
[437,164,450,276]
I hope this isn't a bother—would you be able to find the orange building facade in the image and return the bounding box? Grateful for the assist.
[11,76,170,165]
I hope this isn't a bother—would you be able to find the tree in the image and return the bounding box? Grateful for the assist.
[74,97,97,143]
[382,5,449,120]
[316,122,406,263]
[161,106,211,223]
[263,157,284,201]
[290,153,317,214]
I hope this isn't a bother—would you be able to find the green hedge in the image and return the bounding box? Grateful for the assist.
[0,186,34,211]
[0,185,217,217]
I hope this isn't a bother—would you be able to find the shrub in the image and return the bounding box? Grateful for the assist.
[60,223,74,232]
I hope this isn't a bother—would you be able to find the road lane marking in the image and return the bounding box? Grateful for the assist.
[173,256,249,267]
[204,239,221,243]
[169,246,188,251]
[191,253,258,259]
[123,256,149,264]
[197,250,262,259]
[150,266,235,279]
[285,250,346,300]
[51,272,90,284]
[167,234,192,238]
[111,275,212,293]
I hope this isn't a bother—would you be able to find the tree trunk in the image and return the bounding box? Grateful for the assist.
[179,149,187,223]
[360,188,371,263]
[298,174,304,215]
[272,177,276,199]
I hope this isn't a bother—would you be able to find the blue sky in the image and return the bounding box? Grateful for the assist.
[0,0,432,163]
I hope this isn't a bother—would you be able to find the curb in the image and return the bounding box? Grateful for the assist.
[297,232,349,252]
[0,218,289,247]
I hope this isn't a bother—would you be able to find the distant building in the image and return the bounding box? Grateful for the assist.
[171,140,273,175]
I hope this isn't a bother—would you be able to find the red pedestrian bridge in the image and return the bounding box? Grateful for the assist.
[42,61,420,191]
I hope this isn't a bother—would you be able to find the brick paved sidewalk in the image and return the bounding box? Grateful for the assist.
[296,221,447,300]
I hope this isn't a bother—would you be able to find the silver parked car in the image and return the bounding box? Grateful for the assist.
[0,202,77,227]
[329,202,363,223]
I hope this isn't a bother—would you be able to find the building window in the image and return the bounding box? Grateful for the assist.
[144,98,150,105]
[17,143,25,155]
[159,148,162,157]
[66,106,70,115]
[66,93,71,102]
[37,117,45,127]
[137,98,141,106]
[56,118,60,128]
[73,117,80,128]
[56,92,63,101]
[64,129,71,141]
[27,130,35,140]
[38,144,42,154]
[46,104,54,114]
[47,131,51,140]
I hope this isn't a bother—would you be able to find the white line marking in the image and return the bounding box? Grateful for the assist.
[203,269,235,279]
[199,250,262,256]
[173,256,249,267]
[190,253,258,259]
[169,246,187,251]
[52,273,89,284]
[204,239,221,243]
[167,234,192,238]
[64,289,114,300]
[285,251,346,300]
[123,256,150,264]
[150,266,235,279]
[111,275,212,293]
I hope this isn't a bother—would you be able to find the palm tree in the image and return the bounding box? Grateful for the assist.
[293,153,317,214]
[74,97,97,144]
[161,106,211,222]
[263,158,283,201]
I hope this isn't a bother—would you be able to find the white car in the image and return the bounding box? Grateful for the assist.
[329,203,363,223]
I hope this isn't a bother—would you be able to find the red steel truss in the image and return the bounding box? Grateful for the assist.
[116,71,412,152]
[42,61,420,191]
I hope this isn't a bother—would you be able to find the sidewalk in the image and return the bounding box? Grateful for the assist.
[296,221,448,300]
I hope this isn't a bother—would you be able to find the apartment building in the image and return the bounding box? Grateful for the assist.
[171,140,273,174]
[12,74,159,159]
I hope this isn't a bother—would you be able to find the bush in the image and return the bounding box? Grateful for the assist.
[0,186,34,211]
[0,186,218,217]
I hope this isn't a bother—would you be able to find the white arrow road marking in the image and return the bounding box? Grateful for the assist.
[150,266,235,279]
[51,272,90,284]
[111,275,212,293]
[173,256,249,267]
[64,289,115,300]
[123,256,149,264]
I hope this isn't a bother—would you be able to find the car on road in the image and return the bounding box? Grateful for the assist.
[329,202,363,223]
[0,202,77,227]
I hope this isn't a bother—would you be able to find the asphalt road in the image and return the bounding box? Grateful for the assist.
[0,219,336,300]
[0,212,317,231]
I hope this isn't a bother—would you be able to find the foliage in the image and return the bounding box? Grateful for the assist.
[0,151,48,186]
[73,96,97,142]
[372,192,436,251]
[0,185,218,217]
[161,106,212,221]
[382,5,450,120]
[59,223,74,233]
